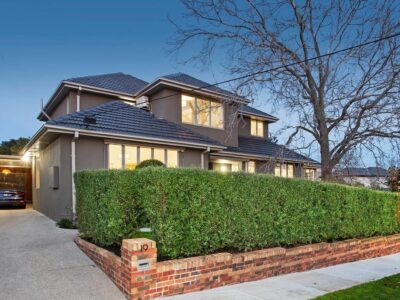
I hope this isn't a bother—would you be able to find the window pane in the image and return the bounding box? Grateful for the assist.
[108,144,122,169]
[167,150,178,168]
[248,161,255,173]
[282,164,288,177]
[153,148,165,164]
[251,119,257,136]
[182,95,195,124]
[140,147,152,162]
[287,164,294,178]
[196,99,210,126]
[257,120,264,137]
[274,163,281,176]
[210,101,223,128]
[125,146,137,170]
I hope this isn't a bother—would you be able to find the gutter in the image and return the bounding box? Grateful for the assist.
[38,124,226,151]
[213,150,319,166]
[239,111,279,122]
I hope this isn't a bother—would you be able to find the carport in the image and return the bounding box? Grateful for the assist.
[0,155,32,203]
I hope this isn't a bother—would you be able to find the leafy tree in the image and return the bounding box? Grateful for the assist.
[0,138,30,155]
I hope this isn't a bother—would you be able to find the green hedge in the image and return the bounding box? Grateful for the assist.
[75,168,400,259]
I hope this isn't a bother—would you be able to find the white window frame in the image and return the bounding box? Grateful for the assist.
[107,144,180,169]
[251,119,264,137]
[181,94,224,129]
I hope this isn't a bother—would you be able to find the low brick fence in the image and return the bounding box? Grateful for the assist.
[75,234,400,299]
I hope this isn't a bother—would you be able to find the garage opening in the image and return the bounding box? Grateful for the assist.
[0,155,32,204]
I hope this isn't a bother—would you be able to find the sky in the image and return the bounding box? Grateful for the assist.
[1,0,275,140]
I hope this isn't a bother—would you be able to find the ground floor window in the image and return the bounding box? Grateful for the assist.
[247,161,256,173]
[209,159,243,173]
[304,168,316,180]
[108,144,179,169]
[274,163,294,178]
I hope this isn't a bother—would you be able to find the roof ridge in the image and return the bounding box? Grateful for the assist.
[65,72,125,81]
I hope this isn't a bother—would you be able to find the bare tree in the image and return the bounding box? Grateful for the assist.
[171,0,400,179]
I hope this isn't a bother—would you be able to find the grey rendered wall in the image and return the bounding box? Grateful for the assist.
[238,116,269,139]
[33,136,72,221]
[150,89,239,147]
[75,137,107,171]
[50,91,118,119]
[181,148,205,168]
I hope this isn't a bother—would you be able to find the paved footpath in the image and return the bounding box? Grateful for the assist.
[0,208,125,300]
[165,253,400,300]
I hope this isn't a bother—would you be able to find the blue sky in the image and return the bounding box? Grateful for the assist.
[1,0,274,141]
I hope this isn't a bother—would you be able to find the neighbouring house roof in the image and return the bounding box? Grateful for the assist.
[65,72,148,94]
[335,167,388,177]
[239,105,278,122]
[224,136,319,164]
[46,101,223,148]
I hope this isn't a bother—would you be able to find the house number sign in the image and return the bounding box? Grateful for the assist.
[141,244,149,252]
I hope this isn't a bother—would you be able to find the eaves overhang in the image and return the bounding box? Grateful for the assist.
[26,124,226,153]
[214,150,320,166]
[135,78,250,104]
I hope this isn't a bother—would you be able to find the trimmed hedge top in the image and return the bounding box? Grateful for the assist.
[75,167,400,259]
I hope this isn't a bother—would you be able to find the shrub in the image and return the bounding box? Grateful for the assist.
[74,170,140,246]
[136,159,165,169]
[57,218,77,229]
[75,168,400,259]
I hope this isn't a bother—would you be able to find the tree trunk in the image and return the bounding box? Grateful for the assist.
[320,138,333,180]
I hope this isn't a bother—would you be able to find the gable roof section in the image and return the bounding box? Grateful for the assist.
[65,72,148,94]
[239,105,278,122]
[137,72,249,103]
[161,73,236,97]
[46,101,222,148]
[224,136,318,164]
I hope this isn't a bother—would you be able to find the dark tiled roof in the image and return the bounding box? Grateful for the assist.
[239,105,278,120]
[335,167,388,177]
[225,137,318,164]
[161,73,246,101]
[65,72,148,94]
[47,101,221,147]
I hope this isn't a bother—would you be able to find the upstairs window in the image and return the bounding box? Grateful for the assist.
[181,95,224,129]
[251,119,264,137]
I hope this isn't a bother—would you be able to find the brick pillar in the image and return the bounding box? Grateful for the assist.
[121,238,157,300]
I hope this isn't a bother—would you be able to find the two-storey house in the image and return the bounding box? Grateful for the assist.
[25,72,318,221]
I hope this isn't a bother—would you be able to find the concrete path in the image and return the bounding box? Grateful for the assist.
[0,208,125,300]
[166,253,400,300]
